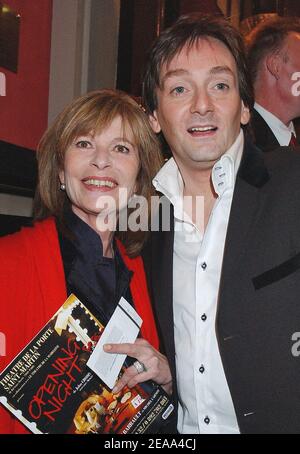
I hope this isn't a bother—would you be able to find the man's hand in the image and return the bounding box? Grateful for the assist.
[103,338,172,395]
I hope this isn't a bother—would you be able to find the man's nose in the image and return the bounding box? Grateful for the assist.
[190,88,214,116]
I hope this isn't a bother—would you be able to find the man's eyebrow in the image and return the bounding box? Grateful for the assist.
[160,65,235,87]
[209,65,235,77]
[160,69,189,87]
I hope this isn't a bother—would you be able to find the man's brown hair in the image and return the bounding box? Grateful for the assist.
[143,13,254,114]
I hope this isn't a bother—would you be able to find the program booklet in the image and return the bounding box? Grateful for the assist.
[0,294,174,434]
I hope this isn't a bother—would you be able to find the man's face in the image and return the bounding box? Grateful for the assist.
[278,32,300,120]
[151,38,250,172]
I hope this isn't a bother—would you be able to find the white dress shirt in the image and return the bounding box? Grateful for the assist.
[254,102,296,146]
[153,131,244,434]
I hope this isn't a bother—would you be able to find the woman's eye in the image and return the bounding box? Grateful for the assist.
[171,86,186,95]
[75,140,92,148]
[115,144,130,153]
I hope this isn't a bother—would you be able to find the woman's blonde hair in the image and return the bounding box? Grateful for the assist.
[34,89,163,256]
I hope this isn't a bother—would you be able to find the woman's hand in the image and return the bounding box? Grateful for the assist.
[103,338,172,395]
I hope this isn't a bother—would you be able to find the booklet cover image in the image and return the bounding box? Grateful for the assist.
[0,294,173,434]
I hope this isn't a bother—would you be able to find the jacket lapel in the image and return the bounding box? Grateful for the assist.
[23,218,67,322]
[218,140,270,307]
[142,200,176,376]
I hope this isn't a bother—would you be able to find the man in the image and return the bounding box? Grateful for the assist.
[246,17,300,150]
[142,13,300,434]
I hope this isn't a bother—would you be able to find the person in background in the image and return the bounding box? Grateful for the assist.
[0,89,172,434]
[141,13,300,434]
[246,16,300,150]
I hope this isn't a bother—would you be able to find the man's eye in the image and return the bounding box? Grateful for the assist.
[75,140,92,148]
[171,86,186,95]
[215,83,229,90]
[115,144,129,153]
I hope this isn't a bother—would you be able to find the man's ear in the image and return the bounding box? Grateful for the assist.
[241,101,250,126]
[266,53,281,80]
[149,111,162,133]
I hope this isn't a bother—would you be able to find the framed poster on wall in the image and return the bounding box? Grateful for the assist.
[0,2,20,72]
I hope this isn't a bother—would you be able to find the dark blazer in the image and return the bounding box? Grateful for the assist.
[249,109,280,152]
[143,140,300,434]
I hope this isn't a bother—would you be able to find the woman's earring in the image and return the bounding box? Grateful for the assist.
[60,183,66,191]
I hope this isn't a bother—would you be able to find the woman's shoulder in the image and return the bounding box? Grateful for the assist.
[0,217,57,256]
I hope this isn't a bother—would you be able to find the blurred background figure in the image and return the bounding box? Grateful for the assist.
[246,16,300,150]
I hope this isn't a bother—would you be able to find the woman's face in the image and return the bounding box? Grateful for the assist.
[59,116,140,227]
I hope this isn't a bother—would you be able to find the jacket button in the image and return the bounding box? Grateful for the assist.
[199,365,205,373]
[201,262,207,270]
[201,313,207,321]
[204,416,210,424]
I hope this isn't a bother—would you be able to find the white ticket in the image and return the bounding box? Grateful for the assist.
[87,297,142,389]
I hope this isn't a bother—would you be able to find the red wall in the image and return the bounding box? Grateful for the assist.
[0,0,52,150]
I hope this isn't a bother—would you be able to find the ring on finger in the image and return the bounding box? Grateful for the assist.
[133,360,147,374]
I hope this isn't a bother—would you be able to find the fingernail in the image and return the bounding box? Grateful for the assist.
[103,344,111,351]
[112,386,119,394]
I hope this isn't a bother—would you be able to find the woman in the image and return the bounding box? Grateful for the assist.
[0,89,171,433]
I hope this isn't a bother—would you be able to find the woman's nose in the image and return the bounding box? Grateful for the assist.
[90,146,111,169]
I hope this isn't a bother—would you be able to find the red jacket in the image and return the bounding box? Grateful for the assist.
[0,218,158,434]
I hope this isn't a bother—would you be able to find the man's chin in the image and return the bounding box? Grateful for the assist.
[189,148,224,165]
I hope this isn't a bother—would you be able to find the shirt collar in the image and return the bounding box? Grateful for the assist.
[254,102,296,146]
[211,129,244,197]
[153,129,244,203]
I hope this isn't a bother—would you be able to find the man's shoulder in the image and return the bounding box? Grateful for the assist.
[244,139,300,173]
[251,146,300,196]
[263,146,300,172]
